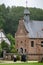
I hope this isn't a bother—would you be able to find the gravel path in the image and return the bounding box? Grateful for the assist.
[0,60,38,64]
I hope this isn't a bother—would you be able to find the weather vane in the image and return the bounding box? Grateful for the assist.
[26,0,28,7]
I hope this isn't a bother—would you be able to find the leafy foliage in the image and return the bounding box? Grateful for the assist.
[1,41,9,51]
[0,44,2,53]
[7,33,17,53]
[7,33,15,45]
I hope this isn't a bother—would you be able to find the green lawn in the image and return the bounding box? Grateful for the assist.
[0,63,43,65]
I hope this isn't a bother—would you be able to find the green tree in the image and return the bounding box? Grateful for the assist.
[7,33,15,45]
[0,16,5,29]
[1,40,9,52]
[7,33,17,53]
[0,44,2,57]
[10,45,17,53]
[0,44,2,53]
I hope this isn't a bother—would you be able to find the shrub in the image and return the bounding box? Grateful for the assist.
[17,55,21,61]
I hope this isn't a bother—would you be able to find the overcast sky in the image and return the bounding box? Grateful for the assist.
[0,0,43,9]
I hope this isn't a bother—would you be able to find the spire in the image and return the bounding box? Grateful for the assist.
[24,0,30,15]
[24,0,30,22]
[26,0,28,8]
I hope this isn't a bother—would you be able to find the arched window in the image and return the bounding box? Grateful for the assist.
[21,41,22,43]
[20,48,23,53]
[25,49,26,52]
[25,40,26,42]
[31,41,34,47]
[41,41,43,47]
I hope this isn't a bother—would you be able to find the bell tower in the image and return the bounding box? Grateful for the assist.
[24,0,30,23]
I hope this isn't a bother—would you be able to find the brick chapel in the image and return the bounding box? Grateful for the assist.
[15,7,43,61]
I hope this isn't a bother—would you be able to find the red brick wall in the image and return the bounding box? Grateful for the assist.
[15,19,43,61]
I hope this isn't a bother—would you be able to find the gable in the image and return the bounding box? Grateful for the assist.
[15,20,28,36]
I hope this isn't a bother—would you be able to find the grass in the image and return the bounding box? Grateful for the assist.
[0,63,43,65]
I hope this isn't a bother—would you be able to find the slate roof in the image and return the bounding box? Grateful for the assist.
[24,20,43,38]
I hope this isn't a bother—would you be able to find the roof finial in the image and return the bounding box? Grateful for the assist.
[26,0,28,8]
